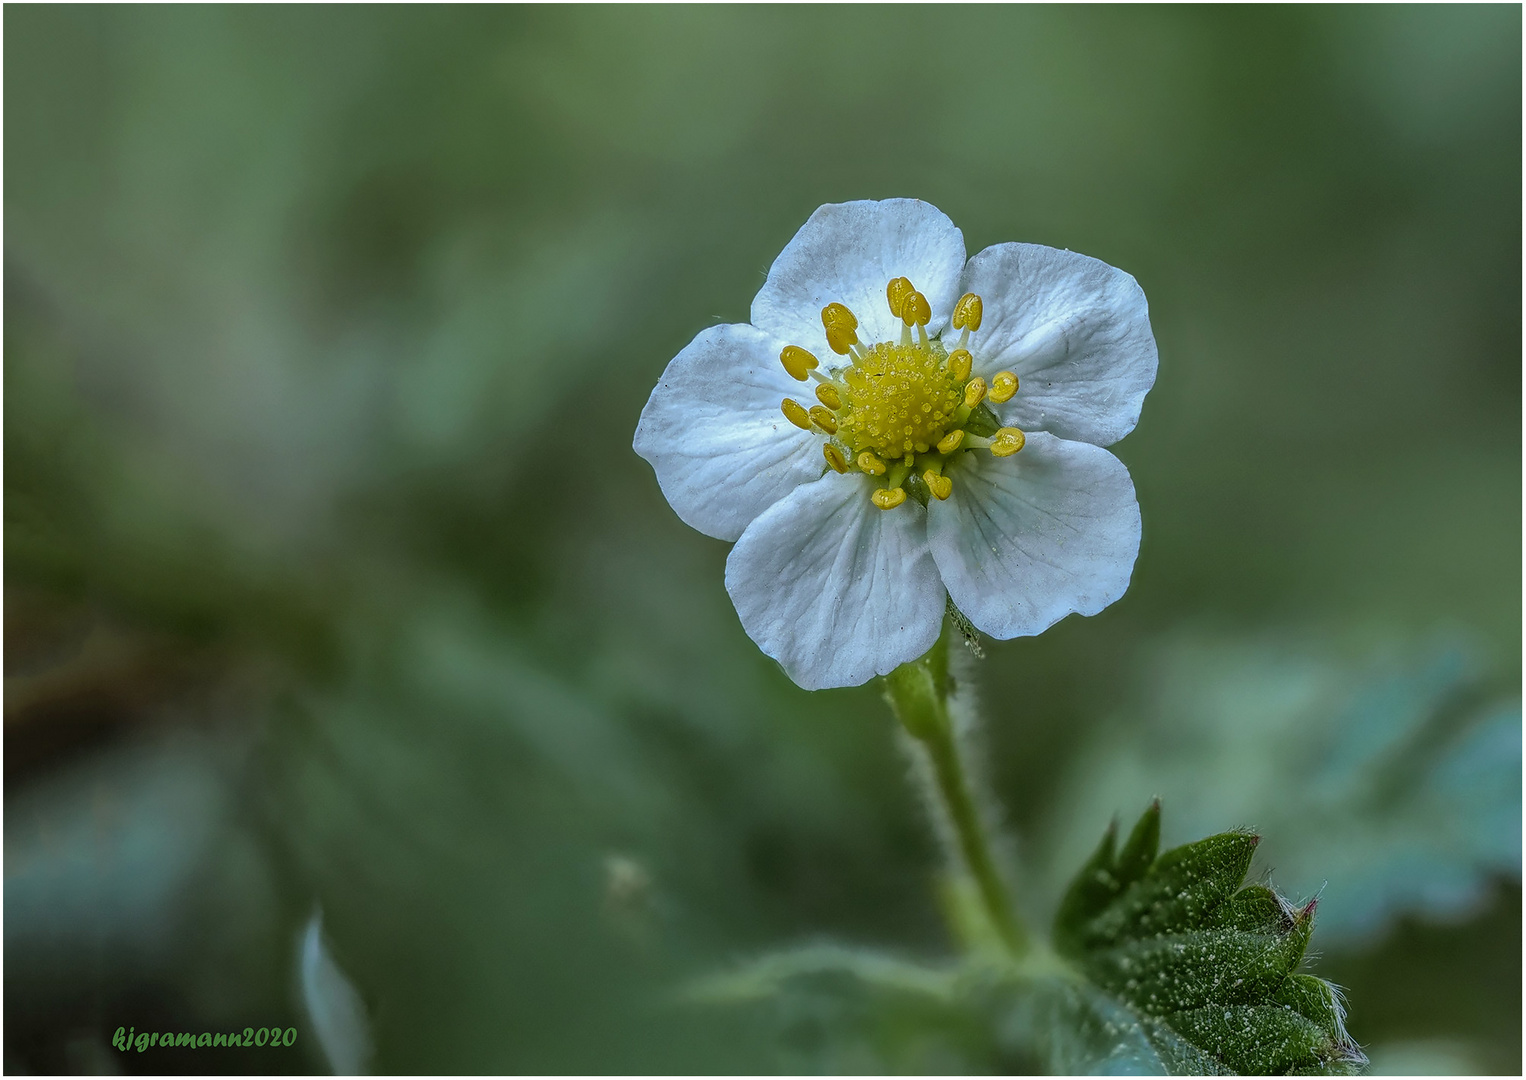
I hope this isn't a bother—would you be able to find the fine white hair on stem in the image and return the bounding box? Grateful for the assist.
[945,645,1023,902]
[894,643,1021,911]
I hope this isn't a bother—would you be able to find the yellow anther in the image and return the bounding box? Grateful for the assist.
[809,405,838,434]
[821,302,860,355]
[964,377,987,408]
[936,429,966,454]
[886,277,915,319]
[952,292,983,332]
[814,383,842,410]
[948,349,972,382]
[822,301,858,331]
[901,290,931,327]
[825,325,859,355]
[823,443,848,473]
[923,470,953,501]
[990,427,1026,457]
[779,345,818,381]
[857,451,886,476]
[871,487,907,510]
[781,398,811,429]
[989,370,1019,404]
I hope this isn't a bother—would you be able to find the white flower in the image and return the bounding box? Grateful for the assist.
[635,199,1157,690]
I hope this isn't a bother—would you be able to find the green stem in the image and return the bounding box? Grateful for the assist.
[883,626,1028,958]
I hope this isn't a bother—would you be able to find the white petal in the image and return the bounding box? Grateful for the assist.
[300,909,373,1076]
[724,471,945,690]
[750,200,967,361]
[960,243,1158,447]
[927,432,1141,640]
[634,323,823,541]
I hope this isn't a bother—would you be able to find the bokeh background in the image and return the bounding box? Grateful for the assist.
[5,6,1520,1074]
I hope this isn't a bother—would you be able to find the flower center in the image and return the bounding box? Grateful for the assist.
[837,339,958,459]
[777,279,1026,509]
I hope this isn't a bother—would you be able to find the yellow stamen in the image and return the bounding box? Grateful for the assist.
[901,290,931,327]
[871,487,907,510]
[821,302,860,354]
[808,405,838,434]
[814,383,842,410]
[923,470,953,501]
[779,345,817,381]
[823,443,848,473]
[822,301,858,331]
[989,370,1019,403]
[825,325,858,355]
[990,427,1026,457]
[948,349,972,382]
[952,292,983,332]
[936,429,966,454]
[964,377,987,408]
[857,451,886,476]
[781,398,811,429]
[886,277,915,319]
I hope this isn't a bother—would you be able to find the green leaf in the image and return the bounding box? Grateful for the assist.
[686,945,990,1073]
[1042,636,1521,948]
[991,975,1229,1075]
[695,807,1367,1075]
[1048,804,1366,1076]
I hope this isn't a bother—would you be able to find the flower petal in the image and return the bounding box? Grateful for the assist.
[960,243,1158,447]
[751,200,967,360]
[724,471,945,690]
[927,432,1141,639]
[634,323,822,541]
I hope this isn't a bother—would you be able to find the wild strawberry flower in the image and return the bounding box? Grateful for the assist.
[635,199,1157,690]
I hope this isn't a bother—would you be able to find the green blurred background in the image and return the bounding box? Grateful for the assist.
[5,5,1519,1074]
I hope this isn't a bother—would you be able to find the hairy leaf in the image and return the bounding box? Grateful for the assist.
[694,807,1367,1075]
[1048,803,1366,1075]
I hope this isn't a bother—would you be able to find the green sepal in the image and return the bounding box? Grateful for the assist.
[903,469,932,506]
[964,401,1003,437]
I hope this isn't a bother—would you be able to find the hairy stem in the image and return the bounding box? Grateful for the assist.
[883,626,1027,957]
